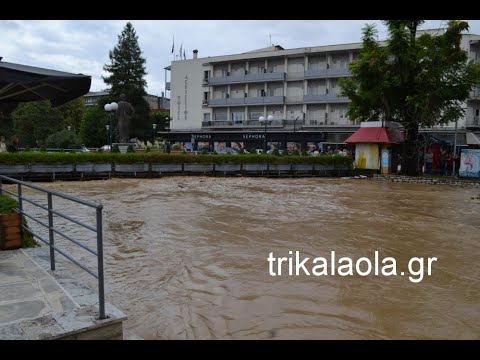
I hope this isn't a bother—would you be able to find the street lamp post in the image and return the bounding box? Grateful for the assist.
[259,115,274,153]
[152,123,157,143]
[105,125,110,148]
[104,102,118,148]
[164,117,171,153]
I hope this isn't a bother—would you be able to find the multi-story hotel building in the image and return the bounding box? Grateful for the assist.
[165,30,480,151]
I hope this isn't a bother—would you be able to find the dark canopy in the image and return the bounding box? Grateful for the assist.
[0,60,91,113]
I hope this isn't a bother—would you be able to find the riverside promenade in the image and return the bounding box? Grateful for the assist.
[0,247,127,340]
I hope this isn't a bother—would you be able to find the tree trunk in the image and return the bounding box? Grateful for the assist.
[403,126,419,176]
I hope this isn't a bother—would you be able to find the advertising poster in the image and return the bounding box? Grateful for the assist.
[355,143,380,169]
[459,149,480,178]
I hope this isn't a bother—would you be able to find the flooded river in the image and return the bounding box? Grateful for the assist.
[16,177,480,339]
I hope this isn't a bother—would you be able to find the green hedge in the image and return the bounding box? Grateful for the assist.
[0,152,353,166]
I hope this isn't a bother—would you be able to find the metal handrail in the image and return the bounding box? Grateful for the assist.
[0,175,106,319]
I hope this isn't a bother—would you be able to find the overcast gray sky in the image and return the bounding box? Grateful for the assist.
[1,20,479,96]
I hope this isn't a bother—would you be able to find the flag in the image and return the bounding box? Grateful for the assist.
[183,49,186,60]
[171,35,174,54]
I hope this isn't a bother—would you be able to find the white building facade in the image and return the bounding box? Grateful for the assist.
[166,31,480,151]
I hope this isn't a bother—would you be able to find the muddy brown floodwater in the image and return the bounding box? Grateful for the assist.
[16,177,480,339]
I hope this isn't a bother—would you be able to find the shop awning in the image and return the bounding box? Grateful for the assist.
[466,132,480,145]
[345,127,404,144]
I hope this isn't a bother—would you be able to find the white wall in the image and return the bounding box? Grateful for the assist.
[170,60,206,130]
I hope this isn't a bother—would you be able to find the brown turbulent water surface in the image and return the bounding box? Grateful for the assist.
[16,177,480,339]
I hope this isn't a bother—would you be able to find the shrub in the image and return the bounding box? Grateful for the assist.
[112,144,120,153]
[46,129,82,150]
[127,145,134,153]
[40,145,47,152]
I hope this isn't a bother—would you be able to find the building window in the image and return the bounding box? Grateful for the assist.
[308,110,319,121]
[232,112,245,122]
[203,113,211,122]
[267,64,276,73]
[221,69,228,77]
[250,112,263,120]
[214,112,227,121]
[258,66,266,74]
[340,109,346,118]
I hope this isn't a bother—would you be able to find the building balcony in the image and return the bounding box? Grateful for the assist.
[470,87,480,99]
[285,95,304,104]
[466,115,480,127]
[207,72,285,85]
[206,96,285,106]
[201,119,290,129]
[303,93,349,103]
[305,67,351,78]
[286,72,305,81]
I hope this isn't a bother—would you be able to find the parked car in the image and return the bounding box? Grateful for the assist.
[217,147,238,155]
[266,149,285,155]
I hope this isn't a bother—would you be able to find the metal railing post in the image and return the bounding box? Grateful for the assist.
[17,183,22,211]
[96,206,106,319]
[47,193,56,271]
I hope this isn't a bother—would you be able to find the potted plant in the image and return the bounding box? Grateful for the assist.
[0,194,22,250]
[0,194,36,250]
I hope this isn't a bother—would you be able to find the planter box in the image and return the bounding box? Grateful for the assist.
[183,164,214,173]
[30,164,74,173]
[151,164,183,173]
[293,164,315,173]
[215,164,242,173]
[243,164,268,173]
[268,164,292,173]
[0,165,30,174]
[114,163,149,173]
[0,213,22,250]
[76,163,112,173]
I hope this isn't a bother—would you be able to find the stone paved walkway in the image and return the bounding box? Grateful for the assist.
[0,249,127,340]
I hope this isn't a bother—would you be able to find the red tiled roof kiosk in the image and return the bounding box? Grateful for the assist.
[345,122,404,174]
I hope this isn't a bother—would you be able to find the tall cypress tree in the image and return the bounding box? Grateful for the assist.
[103,22,151,140]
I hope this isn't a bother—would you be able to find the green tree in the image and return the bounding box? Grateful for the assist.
[80,107,108,147]
[0,112,15,142]
[46,129,83,149]
[150,111,170,139]
[57,97,85,133]
[102,22,150,141]
[340,20,480,175]
[12,101,64,147]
